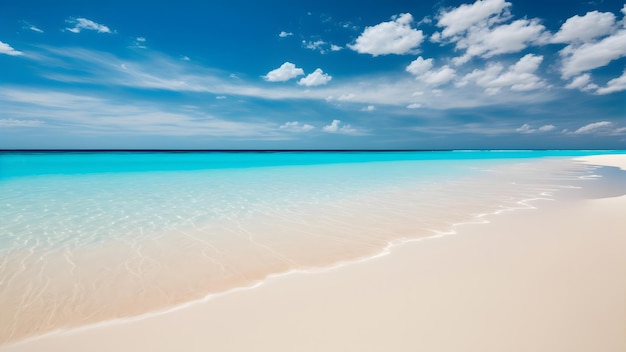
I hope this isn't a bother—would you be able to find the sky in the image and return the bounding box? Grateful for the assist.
[1,0,625,150]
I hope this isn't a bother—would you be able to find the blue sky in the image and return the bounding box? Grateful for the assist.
[1,0,625,149]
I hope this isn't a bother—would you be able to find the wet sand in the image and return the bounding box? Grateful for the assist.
[3,155,625,352]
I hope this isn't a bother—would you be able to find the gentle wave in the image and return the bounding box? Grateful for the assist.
[0,154,607,344]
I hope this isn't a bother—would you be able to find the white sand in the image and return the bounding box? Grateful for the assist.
[3,154,625,352]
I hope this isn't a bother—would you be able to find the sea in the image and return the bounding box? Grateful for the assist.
[0,150,623,343]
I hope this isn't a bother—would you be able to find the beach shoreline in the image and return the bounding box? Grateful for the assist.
[2,154,625,351]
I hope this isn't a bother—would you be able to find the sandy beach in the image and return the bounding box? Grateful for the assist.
[2,154,625,352]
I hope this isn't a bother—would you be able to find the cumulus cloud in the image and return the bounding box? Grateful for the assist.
[0,41,22,56]
[454,19,547,64]
[279,121,315,132]
[437,0,511,38]
[349,13,425,56]
[458,54,545,94]
[407,103,422,109]
[565,73,596,91]
[554,8,626,81]
[552,11,616,44]
[406,56,456,85]
[264,62,304,82]
[434,0,547,65]
[516,123,555,133]
[0,118,44,127]
[406,56,433,75]
[559,30,626,79]
[596,70,626,94]
[361,105,375,111]
[279,31,293,38]
[297,68,332,86]
[330,44,342,51]
[65,17,112,34]
[322,119,362,135]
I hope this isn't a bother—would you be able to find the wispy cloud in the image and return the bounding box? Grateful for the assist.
[572,121,613,134]
[0,88,282,138]
[279,121,315,132]
[24,46,559,111]
[65,17,113,34]
[22,22,44,33]
[515,123,555,134]
[0,118,44,127]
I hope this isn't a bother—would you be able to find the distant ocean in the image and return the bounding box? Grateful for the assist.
[0,150,622,343]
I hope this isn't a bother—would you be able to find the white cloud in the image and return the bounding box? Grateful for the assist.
[215,95,227,99]
[279,31,293,38]
[437,0,511,38]
[349,13,425,56]
[322,119,363,135]
[435,0,547,64]
[264,62,304,82]
[0,88,279,138]
[407,103,422,109]
[298,68,332,86]
[423,66,456,85]
[0,118,44,127]
[0,41,22,56]
[303,40,326,51]
[454,19,547,63]
[565,74,594,90]
[538,125,556,132]
[515,123,532,133]
[31,46,558,111]
[516,123,555,133]
[361,105,375,111]
[29,25,44,33]
[559,30,626,79]
[132,37,147,49]
[182,56,190,61]
[406,56,433,75]
[330,44,342,51]
[406,56,456,86]
[279,121,315,132]
[552,11,616,44]
[596,70,626,94]
[459,54,545,93]
[336,93,356,101]
[65,17,112,34]
[573,121,612,134]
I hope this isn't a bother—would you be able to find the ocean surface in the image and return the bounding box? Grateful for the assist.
[0,150,622,343]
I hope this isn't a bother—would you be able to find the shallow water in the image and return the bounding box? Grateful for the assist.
[0,151,619,343]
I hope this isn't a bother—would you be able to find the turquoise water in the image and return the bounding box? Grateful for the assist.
[0,150,619,179]
[0,150,621,342]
